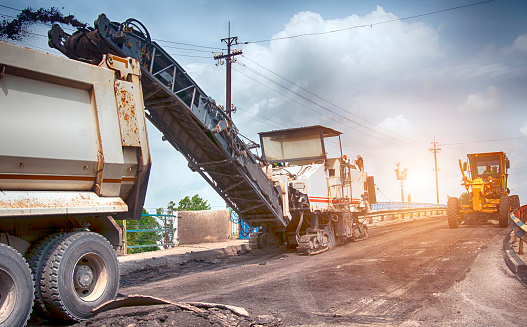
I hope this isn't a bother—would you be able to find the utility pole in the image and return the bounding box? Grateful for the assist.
[429,137,441,204]
[395,163,408,202]
[213,22,242,118]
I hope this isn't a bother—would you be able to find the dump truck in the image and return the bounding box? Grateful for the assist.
[0,40,150,326]
[448,151,520,228]
[0,14,374,326]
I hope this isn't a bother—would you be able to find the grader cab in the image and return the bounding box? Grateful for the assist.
[448,152,520,228]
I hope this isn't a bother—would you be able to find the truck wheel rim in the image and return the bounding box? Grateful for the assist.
[0,269,16,324]
[72,253,108,302]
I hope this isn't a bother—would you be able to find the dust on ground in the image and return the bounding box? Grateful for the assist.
[27,250,285,327]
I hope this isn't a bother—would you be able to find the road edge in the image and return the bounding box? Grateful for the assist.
[119,243,252,275]
[503,231,527,286]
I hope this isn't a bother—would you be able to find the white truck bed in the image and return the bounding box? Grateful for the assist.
[0,41,150,219]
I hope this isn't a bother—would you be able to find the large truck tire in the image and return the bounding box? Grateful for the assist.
[499,195,510,228]
[41,231,119,322]
[25,233,68,319]
[447,197,460,229]
[0,243,34,327]
[510,195,520,213]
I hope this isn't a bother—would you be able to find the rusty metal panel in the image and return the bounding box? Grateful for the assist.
[0,42,151,220]
[0,191,128,217]
[115,80,141,147]
[92,81,125,197]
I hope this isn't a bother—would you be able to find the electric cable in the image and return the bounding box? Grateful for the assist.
[240,55,428,148]
[243,0,495,44]
[441,136,527,146]
[234,63,427,151]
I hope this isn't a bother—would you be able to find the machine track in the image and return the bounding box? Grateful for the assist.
[297,233,330,255]
[248,232,262,251]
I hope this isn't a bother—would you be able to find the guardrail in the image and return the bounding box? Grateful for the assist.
[126,204,447,249]
[364,203,447,224]
[372,202,447,211]
[123,213,178,253]
[510,205,527,254]
[232,202,447,238]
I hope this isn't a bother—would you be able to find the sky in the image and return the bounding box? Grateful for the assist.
[2,0,527,211]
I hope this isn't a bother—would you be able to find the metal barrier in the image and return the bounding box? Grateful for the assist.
[372,202,447,211]
[128,204,447,245]
[229,203,446,239]
[123,213,178,253]
[510,205,527,254]
[365,203,447,223]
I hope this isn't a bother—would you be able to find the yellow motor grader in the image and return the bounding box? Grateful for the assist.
[448,152,520,228]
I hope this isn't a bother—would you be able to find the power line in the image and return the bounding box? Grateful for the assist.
[0,4,21,11]
[157,44,214,53]
[235,61,427,150]
[154,38,224,51]
[244,0,495,44]
[236,107,289,129]
[0,13,17,19]
[233,66,411,161]
[240,55,428,148]
[1,4,223,51]
[168,53,212,59]
[441,136,527,146]
[236,110,287,129]
[238,106,395,161]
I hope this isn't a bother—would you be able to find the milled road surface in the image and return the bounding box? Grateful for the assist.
[32,215,527,326]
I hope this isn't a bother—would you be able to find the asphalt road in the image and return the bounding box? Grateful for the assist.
[29,215,527,326]
[113,215,527,326]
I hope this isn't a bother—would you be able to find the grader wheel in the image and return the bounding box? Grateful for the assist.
[499,195,510,228]
[447,197,460,229]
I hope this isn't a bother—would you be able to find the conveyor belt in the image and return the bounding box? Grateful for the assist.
[48,14,287,229]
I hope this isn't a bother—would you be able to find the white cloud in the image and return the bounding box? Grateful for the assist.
[378,114,410,134]
[458,86,500,113]
[231,7,442,138]
[136,5,527,208]
[510,34,527,53]
[521,120,527,136]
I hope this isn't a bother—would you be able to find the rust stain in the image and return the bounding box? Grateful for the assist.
[0,173,94,182]
[0,193,127,210]
[115,82,140,146]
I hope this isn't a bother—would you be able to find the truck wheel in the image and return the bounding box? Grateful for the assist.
[25,233,68,319]
[499,195,510,228]
[41,231,119,322]
[447,197,460,229]
[510,195,520,213]
[0,243,34,327]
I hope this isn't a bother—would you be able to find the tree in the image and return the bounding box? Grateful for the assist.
[115,208,162,254]
[172,194,211,211]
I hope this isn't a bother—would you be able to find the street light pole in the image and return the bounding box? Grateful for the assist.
[395,163,408,202]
